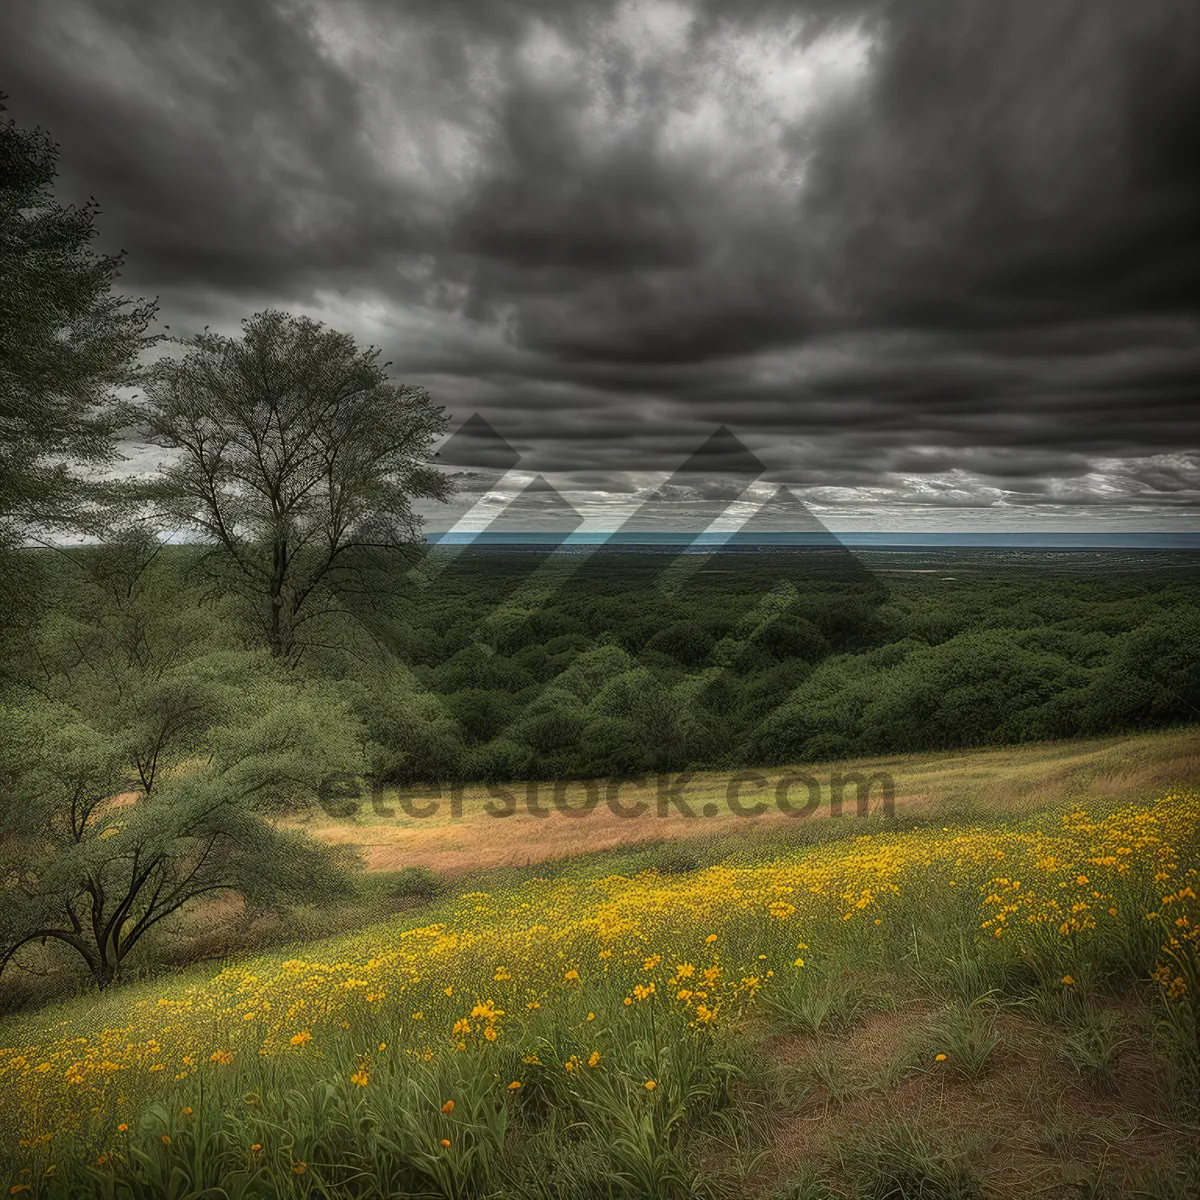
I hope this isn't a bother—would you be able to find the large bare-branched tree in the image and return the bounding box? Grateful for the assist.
[142,310,450,662]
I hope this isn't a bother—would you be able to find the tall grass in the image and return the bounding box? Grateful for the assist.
[1,790,1197,1197]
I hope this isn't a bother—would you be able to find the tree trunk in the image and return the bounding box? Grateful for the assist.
[269,592,285,656]
[269,532,288,657]
[91,953,119,990]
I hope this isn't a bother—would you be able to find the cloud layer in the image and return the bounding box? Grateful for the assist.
[3,0,1197,528]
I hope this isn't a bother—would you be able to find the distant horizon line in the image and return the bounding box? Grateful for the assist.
[22,531,1200,550]
[425,531,1200,548]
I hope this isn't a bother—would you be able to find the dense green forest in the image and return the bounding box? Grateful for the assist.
[386,547,1200,781]
[7,539,1198,791]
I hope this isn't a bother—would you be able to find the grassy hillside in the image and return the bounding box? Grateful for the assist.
[298,726,1200,874]
[2,777,1197,1198]
[6,727,1193,1015]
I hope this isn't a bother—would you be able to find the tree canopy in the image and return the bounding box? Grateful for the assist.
[0,538,365,988]
[142,310,450,662]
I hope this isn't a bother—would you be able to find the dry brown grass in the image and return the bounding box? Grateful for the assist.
[295,726,1200,874]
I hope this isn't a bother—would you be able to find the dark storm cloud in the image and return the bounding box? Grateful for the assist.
[1,0,1197,524]
[2,2,402,292]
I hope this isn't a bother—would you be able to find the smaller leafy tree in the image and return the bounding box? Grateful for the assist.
[585,667,689,772]
[1083,606,1200,729]
[352,665,468,783]
[642,621,716,670]
[0,674,364,989]
[18,525,244,791]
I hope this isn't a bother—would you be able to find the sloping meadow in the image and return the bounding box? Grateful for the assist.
[2,791,1197,1196]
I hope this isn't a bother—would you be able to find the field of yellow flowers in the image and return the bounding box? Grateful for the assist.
[2,790,1198,1198]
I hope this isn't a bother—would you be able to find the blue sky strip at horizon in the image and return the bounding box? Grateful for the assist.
[425,530,1200,548]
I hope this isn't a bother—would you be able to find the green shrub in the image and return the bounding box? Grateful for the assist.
[387,865,444,901]
[645,844,703,875]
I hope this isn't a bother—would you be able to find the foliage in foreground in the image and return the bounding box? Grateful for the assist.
[1,790,1197,1196]
[0,525,368,989]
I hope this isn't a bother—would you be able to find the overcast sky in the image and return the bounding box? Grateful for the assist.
[3,0,1198,532]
